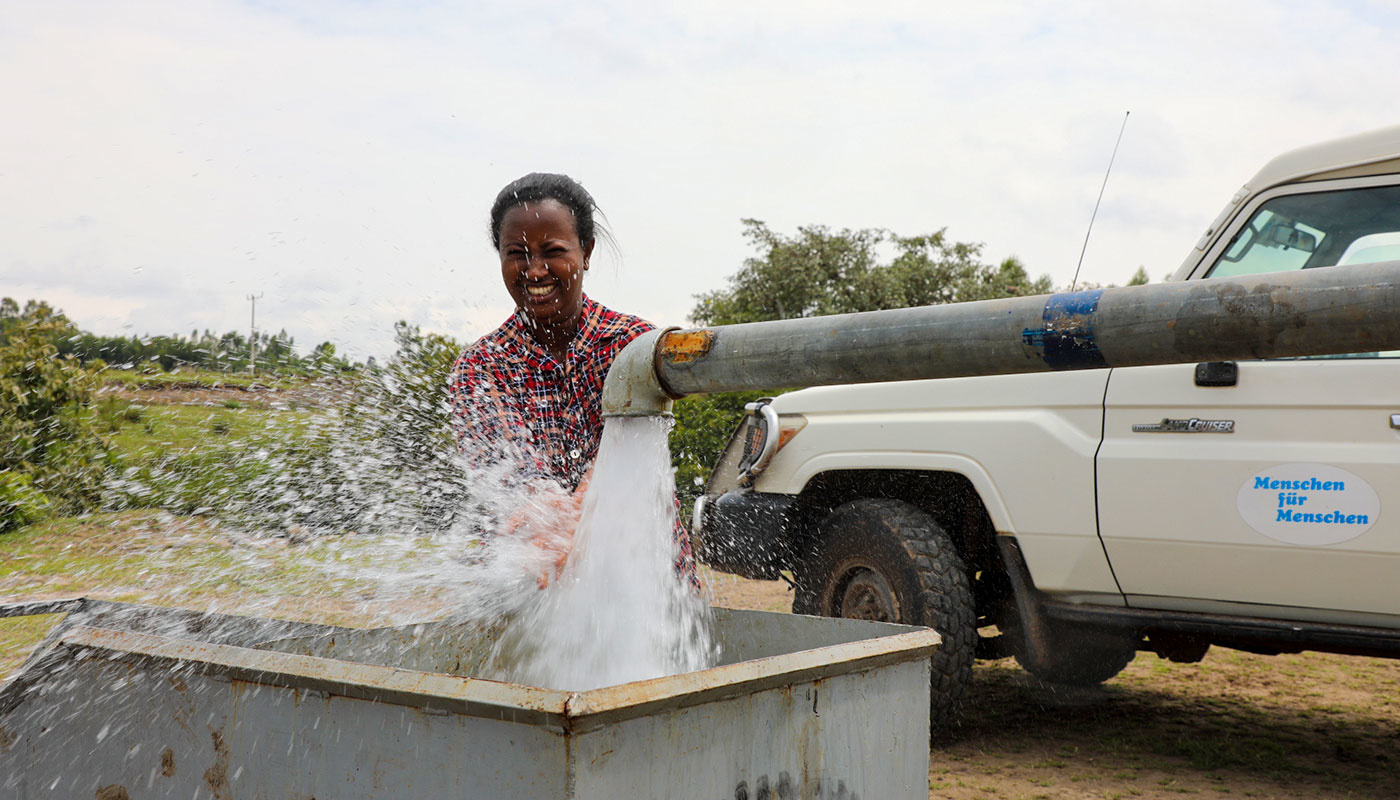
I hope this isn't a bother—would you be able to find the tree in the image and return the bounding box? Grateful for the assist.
[671,390,771,517]
[311,341,349,373]
[691,220,1051,326]
[676,222,1052,510]
[292,321,466,532]
[1127,266,1150,286]
[0,299,108,530]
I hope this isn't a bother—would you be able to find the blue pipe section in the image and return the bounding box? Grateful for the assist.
[1022,289,1108,370]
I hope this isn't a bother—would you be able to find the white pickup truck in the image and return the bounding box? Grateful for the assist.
[694,125,1400,727]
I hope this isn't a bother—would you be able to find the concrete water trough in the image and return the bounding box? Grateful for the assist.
[0,598,938,799]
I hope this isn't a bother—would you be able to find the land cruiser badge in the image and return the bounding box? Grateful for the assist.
[1132,417,1235,433]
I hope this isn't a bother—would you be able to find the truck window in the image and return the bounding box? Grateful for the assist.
[1210,208,1324,277]
[1207,183,1400,358]
[1207,184,1400,279]
[1336,232,1400,266]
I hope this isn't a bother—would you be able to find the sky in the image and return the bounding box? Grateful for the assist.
[4,0,1400,361]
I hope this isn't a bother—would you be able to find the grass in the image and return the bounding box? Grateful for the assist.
[107,403,288,453]
[1,512,320,599]
[0,510,463,678]
[99,366,311,391]
[5,501,1400,800]
[0,614,61,678]
[91,385,336,528]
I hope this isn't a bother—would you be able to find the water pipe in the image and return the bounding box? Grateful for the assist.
[602,261,1400,415]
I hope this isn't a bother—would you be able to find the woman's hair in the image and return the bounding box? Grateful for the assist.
[489,172,602,250]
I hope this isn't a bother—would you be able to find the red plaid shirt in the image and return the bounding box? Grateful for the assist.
[448,295,696,578]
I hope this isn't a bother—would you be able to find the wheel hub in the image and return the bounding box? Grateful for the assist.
[837,568,900,622]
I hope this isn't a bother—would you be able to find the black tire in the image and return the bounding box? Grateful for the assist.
[793,498,975,729]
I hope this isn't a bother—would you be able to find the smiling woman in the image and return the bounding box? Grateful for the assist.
[493,184,596,358]
[447,173,695,584]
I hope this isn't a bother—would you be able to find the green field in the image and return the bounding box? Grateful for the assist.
[99,366,310,390]
[106,402,291,453]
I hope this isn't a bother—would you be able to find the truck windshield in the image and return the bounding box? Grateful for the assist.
[1208,184,1400,279]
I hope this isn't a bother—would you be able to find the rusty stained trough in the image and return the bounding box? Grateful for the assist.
[0,600,937,799]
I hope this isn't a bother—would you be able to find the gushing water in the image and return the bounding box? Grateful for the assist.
[478,416,715,690]
[10,350,716,691]
[223,412,718,690]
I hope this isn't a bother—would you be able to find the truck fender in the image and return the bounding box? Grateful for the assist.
[769,451,1015,533]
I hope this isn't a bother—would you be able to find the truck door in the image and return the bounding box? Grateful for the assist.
[1097,358,1400,621]
[1096,179,1400,624]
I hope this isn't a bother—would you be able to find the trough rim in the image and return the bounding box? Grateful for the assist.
[23,610,940,731]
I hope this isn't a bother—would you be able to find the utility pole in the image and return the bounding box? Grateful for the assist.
[247,292,263,375]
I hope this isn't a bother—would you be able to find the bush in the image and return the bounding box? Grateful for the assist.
[94,396,143,432]
[0,298,109,524]
[0,471,50,533]
[102,321,472,537]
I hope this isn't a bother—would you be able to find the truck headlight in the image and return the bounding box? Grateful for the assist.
[737,398,806,487]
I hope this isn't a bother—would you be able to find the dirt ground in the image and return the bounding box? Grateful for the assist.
[705,566,797,612]
[708,572,1400,800]
[99,380,339,410]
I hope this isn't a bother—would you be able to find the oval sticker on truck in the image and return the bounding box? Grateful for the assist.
[1237,463,1379,545]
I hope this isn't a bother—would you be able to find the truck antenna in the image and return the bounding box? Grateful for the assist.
[1070,110,1130,291]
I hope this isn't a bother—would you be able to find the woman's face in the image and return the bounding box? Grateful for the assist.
[498,199,594,330]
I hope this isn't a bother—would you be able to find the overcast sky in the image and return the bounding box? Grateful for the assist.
[5,0,1399,360]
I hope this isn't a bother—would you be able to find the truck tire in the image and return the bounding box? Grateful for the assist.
[793,498,976,728]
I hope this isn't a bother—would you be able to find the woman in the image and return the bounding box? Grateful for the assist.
[448,172,694,585]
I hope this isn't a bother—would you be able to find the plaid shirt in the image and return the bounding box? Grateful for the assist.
[448,295,696,578]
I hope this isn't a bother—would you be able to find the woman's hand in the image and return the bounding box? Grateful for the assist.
[504,470,592,589]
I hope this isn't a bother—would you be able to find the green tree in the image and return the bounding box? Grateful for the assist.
[691,220,1051,325]
[375,321,463,473]
[0,299,108,531]
[311,341,340,372]
[676,222,1051,508]
[671,390,772,516]
[1127,266,1150,286]
[64,325,325,376]
[298,321,465,531]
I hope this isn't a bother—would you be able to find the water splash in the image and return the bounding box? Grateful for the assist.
[469,416,715,690]
[27,356,716,689]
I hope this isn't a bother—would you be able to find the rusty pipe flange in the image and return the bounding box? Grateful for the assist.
[601,327,682,417]
[652,326,690,400]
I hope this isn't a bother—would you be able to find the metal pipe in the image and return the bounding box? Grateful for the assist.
[602,261,1400,414]
[600,327,678,417]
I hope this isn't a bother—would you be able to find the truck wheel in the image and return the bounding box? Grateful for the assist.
[793,498,975,728]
